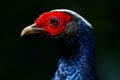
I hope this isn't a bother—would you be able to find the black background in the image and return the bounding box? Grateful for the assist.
[0,0,120,80]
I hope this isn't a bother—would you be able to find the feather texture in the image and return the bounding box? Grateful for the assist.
[52,17,96,80]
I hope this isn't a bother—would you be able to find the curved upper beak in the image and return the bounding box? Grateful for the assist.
[21,23,45,36]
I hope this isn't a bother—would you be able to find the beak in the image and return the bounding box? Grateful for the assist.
[21,23,45,36]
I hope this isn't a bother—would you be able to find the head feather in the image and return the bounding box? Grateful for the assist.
[50,9,92,28]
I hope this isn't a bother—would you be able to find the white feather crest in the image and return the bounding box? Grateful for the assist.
[50,9,92,28]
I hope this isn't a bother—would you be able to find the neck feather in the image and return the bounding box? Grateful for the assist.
[52,25,96,80]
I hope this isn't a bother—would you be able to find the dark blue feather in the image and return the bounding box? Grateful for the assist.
[52,19,96,80]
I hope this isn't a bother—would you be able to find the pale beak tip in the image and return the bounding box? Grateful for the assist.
[20,24,35,36]
[20,23,45,37]
[20,27,31,37]
[20,31,24,37]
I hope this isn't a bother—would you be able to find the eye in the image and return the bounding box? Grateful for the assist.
[49,17,59,26]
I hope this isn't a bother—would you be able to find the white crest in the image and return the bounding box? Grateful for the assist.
[50,9,92,28]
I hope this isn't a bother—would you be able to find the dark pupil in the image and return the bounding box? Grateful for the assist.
[49,17,59,26]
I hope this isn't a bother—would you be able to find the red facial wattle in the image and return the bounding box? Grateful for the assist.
[34,12,71,36]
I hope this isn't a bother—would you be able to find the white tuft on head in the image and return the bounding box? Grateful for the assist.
[50,9,92,28]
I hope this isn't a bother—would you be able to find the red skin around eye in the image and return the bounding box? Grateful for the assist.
[34,12,71,36]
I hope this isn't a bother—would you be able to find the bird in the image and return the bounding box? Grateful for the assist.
[21,9,96,80]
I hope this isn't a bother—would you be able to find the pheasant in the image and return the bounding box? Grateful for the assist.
[21,9,96,80]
